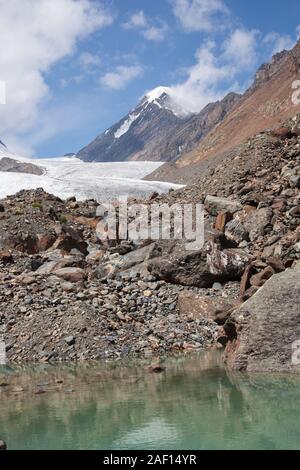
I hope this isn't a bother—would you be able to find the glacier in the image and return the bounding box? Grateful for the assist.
[0,146,183,202]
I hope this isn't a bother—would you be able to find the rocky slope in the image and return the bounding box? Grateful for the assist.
[77,87,240,163]
[0,156,44,175]
[1,115,300,370]
[146,40,300,183]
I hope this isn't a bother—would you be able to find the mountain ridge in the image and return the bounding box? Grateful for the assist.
[146,40,300,183]
[77,87,240,163]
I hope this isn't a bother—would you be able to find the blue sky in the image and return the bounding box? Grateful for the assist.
[0,0,299,157]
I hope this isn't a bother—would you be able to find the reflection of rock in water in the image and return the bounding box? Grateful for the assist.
[0,353,300,450]
[0,439,7,450]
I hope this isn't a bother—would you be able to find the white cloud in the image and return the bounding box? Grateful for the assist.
[143,24,169,42]
[0,0,113,154]
[123,10,168,42]
[172,0,229,32]
[263,32,295,55]
[167,25,299,114]
[169,41,235,113]
[223,29,259,68]
[168,28,260,113]
[100,65,144,90]
[123,11,147,29]
[297,25,300,39]
[60,75,84,89]
[79,52,102,69]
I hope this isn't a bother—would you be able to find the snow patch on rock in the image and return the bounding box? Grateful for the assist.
[114,113,140,139]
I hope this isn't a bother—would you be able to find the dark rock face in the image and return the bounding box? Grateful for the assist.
[0,157,44,176]
[224,266,300,373]
[77,89,240,163]
[148,241,250,288]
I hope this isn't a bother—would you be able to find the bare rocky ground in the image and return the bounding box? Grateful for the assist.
[1,115,300,370]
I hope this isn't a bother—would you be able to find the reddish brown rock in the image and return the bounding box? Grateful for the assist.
[250,266,275,287]
[270,127,293,140]
[53,267,86,283]
[0,250,13,264]
[37,233,56,252]
[214,212,232,232]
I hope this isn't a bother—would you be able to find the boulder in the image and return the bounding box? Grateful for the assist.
[0,440,7,450]
[0,250,13,264]
[149,242,250,288]
[243,207,273,241]
[205,196,243,216]
[225,219,249,245]
[177,291,234,324]
[250,266,275,287]
[224,266,300,373]
[149,247,215,287]
[53,267,86,283]
[270,127,293,140]
[214,212,232,232]
[95,241,175,281]
[37,233,56,252]
[51,225,88,255]
[207,243,251,281]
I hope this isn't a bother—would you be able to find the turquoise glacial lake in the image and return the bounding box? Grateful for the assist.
[1,352,300,450]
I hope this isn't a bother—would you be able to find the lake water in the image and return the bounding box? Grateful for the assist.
[1,352,300,450]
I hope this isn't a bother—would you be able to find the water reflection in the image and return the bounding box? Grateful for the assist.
[0,352,300,450]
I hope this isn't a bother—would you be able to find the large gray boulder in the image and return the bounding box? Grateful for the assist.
[225,266,300,373]
[148,242,250,288]
[204,195,243,216]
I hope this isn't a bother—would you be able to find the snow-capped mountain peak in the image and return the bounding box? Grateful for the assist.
[77,84,239,163]
[142,86,191,118]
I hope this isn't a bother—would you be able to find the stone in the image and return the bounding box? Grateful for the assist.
[0,440,7,450]
[53,267,86,283]
[214,212,232,232]
[143,290,152,297]
[0,250,13,264]
[177,291,233,324]
[270,127,293,140]
[205,196,243,216]
[225,219,249,245]
[250,266,275,287]
[149,241,250,288]
[148,364,165,373]
[37,233,56,252]
[243,207,273,241]
[289,176,300,189]
[207,243,251,282]
[64,336,75,346]
[224,266,300,373]
[239,263,255,300]
[149,246,215,288]
[51,225,88,255]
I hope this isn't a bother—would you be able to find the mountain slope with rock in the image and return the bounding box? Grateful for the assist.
[1,114,300,370]
[77,87,240,163]
[146,40,300,183]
